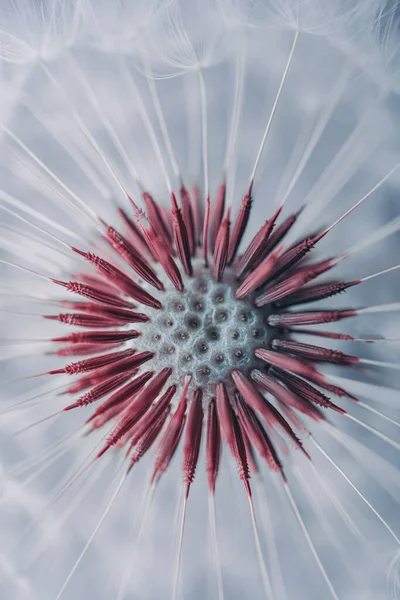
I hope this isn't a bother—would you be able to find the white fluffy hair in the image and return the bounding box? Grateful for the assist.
[0,1,399,600]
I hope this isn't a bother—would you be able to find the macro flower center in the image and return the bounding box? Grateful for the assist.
[139,258,272,392]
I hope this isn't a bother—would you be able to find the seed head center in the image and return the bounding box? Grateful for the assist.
[139,259,272,393]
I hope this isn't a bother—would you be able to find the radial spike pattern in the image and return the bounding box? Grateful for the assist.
[1,3,400,599]
[28,175,387,497]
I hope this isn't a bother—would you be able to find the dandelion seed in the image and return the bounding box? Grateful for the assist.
[0,1,400,599]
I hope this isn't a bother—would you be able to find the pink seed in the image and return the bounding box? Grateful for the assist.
[180,185,196,256]
[183,389,204,494]
[236,249,281,299]
[277,280,359,307]
[206,399,221,493]
[171,192,193,276]
[99,367,172,457]
[271,339,359,366]
[64,372,131,411]
[52,330,140,345]
[143,192,174,254]
[216,382,251,494]
[126,385,177,455]
[71,250,162,309]
[237,205,282,277]
[44,313,124,329]
[104,223,164,290]
[152,376,191,481]
[54,280,133,309]
[210,180,226,252]
[147,227,184,292]
[250,370,322,420]
[228,187,252,265]
[88,371,154,423]
[235,393,283,473]
[213,210,230,283]
[48,347,138,376]
[267,309,357,327]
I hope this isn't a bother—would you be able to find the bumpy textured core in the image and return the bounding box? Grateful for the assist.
[139,258,272,392]
[33,171,369,559]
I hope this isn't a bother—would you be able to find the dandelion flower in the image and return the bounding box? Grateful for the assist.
[0,1,400,599]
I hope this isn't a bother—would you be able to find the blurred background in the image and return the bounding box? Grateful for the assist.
[0,1,399,599]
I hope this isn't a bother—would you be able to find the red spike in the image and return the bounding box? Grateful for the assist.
[71,250,162,309]
[90,398,133,431]
[183,389,204,496]
[228,187,252,265]
[270,368,345,413]
[52,330,140,345]
[235,394,283,473]
[73,370,137,397]
[206,399,221,493]
[62,373,101,394]
[278,404,306,433]
[88,371,154,423]
[259,256,334,289]
[171,192,193,276]
[88,371,154,422]
[231,370,309,459]
[98,367,172,458]
[213,210,230,282]
[271,339,359,366]
[117,207,150,253]
[216,383,235,447]
[89,350,153,380]
[54,343,120,357]
[180,185,196,256]
[216,382,251,494]
[44,313,126,329]
[277,280,359,308]
[267,309,357,327]
[210,180,226,252]
[48,347,138,376]
[147,227,184,292]
[252,211,299,268]
[75,272,116,293]
[192,185,202,247]
[143,192,174,254]
[104,224,164,290]
[62,367,138,396]
[202,194,211,266]
[254,350,356,401]
[126,385,177,454]
[160,204,174,238]
[307,374,358,401]
[54,280,134,309]
[152,377,191,481]
[76,305,149,324]
[235,249,281,299]
[58,300,87,310]
[254,348,315,378]
[295,257,336,280]
[123,367,172,418]
[237,206,282,277]
[250,370,322,420]
[292,329,355,340]
[242,430,259,474]
[127,400,172,471]
[64,372,131,411]
[268,237,315,283]
[255,259,336,306]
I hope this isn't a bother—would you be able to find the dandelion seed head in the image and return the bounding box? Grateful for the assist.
[0,1,400,599]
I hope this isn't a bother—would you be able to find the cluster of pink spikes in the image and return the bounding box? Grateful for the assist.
[42,180,365,496]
